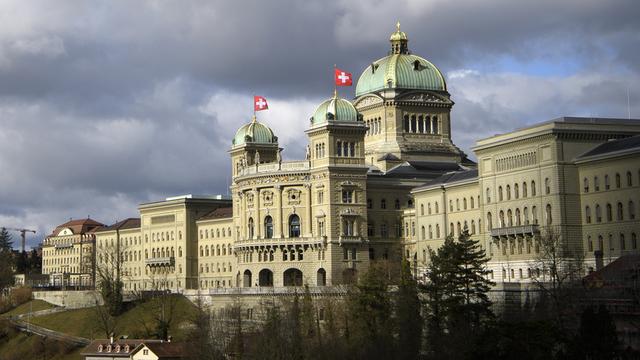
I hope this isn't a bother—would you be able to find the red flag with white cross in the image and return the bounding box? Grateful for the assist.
[254,96,269,112]
[334,68,352,86]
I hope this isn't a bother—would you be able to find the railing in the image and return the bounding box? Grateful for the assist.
[145,256,175,266]
[54,243,73,249]
[490,224,539,237]
[234,236,326,249]
[237,160,310,177]
[183,286,350,297]
[339,235,363,244]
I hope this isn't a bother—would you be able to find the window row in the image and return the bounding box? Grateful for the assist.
[314,142,326,158]
[199,243,233,257]
[336,141,357,157]
[199,227,232,239]
[403,114,439,134]
[446,196,479,213]
[587,233,638,252]
[585,202,636,223]
[366,117,382,136]
[486,205,551,229]
[487,180,540,203]
[247,214,301,239]
[584,170,638,193]
[200,262,233,273]
[367,197,409,210]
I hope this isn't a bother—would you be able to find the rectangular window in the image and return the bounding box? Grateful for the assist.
[317,191,324,204]
[342,190,354,203]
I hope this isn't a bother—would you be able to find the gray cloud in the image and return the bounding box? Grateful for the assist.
[0,0,639,247]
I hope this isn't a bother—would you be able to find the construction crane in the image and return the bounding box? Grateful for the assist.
[1,227,36,252]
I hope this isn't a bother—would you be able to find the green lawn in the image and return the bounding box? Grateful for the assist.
[29,295,197,341]
[1,300,56,317]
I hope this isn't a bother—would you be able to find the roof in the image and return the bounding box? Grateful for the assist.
[81,339,159,357]
[577,135,640,159]
[584,254,640,286]
[377,160,468,180]
[232,116,277,146]
[413,169,479,191]
[50,218,104,236]
[311,96,360,125]
[198,207,233,221]
[95,218,141,233]
[132,342,187,358]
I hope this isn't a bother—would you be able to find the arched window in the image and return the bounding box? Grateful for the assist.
[617,202,624,221]
[381,198,387,209]
[620,233,626,250]
[531,181,536,196]
[598,235,604,251]
[588,236,593,252]
[395,198,401,209]
[514,184,519,199]
[499,211,505,228]
[546,204,552,225]
[428,203,432,214]
[498,186,503,201]
[487,212,493,230]
[289,214,300,238]
[435,202,439,213]
[583,178,589,193]
[449,200,453,212]
[545,178,551,194]
[606,203,613,222]
[605,174,610,190]
[507,209,513,226]
[596,204,602,222]
[594,176,600,191]
[532,206,538,224]
[506,185,511,200]
[420,204,424,215]
[632,233,637,250]
[421,226,426,240]
[627,171,633,186]
[523,182,528,197]
[248,217,255,239]
[516,208,521,226]
[470,197,475,209]
[523,207,529,224]
[428,225,433,239]
[471,220,476,234]
[264,216,273,239]
[486,188,491,203]
[435,224,440,238]
[629,201,636,220]
[585,206,591,223]
[616,173,621,188]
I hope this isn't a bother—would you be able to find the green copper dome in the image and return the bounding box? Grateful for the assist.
[232,117,277,146]
[310,94,360,126]
[355,24,446,97]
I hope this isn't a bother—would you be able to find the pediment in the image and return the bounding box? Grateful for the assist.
[397,91,451,104]
[354,95,383,109]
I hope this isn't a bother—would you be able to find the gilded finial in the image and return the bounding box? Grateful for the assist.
[333,88,338,99]
[396,21,401,32]
[251,115,257,123]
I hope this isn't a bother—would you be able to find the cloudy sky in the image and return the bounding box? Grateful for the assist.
[1,0,639,248]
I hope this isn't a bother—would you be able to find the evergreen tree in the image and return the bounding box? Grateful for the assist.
[346,263,394,359]
[455,230,494,326]
[395,259,423,360]
[0,228,14,290]
[15,251,28,274]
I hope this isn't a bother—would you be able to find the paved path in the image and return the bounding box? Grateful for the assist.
[9,307,91,347]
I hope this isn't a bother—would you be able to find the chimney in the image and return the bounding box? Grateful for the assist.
[110,332,114,344]
[167,336,172,343]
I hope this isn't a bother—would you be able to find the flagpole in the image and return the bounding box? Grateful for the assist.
[333,64,337,98]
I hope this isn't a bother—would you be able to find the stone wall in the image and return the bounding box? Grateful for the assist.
[32,290,103,309]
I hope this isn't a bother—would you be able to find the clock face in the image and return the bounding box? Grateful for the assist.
[59,228,73,236]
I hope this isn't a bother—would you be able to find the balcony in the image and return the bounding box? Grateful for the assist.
[234,236,326,250]
[490,224,539,238]
[54,243,73,249]
[145,257,175,266]
[339,235,364,244]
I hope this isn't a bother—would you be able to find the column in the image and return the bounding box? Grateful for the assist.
[430,116,434,134]
[255,188,261,239]
[305,184,312,237]
[275,185,283,238]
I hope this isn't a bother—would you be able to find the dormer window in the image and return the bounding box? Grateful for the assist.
[413,60,420,70]
[98,345,103,352]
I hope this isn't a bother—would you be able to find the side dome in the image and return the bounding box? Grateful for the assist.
[232,117,278,146]
[310,95,361,126]
[355,24,446,97]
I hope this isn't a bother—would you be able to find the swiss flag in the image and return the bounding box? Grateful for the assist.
[334,68,352,86]
[254,96,269,111]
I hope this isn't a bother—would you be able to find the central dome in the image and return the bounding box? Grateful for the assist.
[355,24,446,97]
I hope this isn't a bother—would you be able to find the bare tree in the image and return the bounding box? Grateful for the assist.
[530,227,585,329]
[95,238,129,316]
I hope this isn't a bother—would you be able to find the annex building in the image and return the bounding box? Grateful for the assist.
[42,25,640,292]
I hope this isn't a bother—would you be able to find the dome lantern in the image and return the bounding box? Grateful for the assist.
[389,21,408,55]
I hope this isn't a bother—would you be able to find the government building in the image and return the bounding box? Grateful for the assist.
[41,25,640,293]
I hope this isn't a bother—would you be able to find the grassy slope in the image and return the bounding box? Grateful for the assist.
[29,295,197,341]
[0,329,83,360]
[1,299,56,317]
